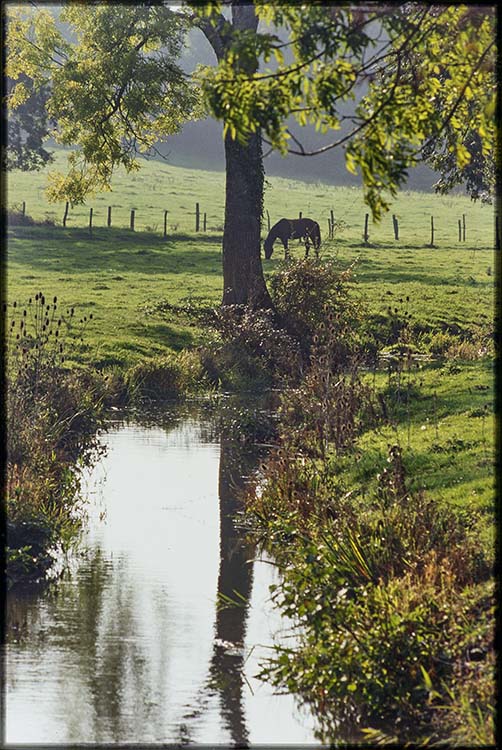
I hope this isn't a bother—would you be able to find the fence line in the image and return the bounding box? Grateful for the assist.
[8,198,486,247]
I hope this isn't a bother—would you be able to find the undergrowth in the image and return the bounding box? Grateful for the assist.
[4,293,106,585]
[240,258,495,746]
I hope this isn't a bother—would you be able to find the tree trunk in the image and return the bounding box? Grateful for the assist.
[199,2,273,309]
[222,130,272,307]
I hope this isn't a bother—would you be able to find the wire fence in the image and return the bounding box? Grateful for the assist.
[8,197,497,249]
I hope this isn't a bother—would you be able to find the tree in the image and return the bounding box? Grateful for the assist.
[6,2,496,307]
[5,73,53,172]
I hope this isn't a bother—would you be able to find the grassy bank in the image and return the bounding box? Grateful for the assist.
[4,293,108,586]
[241,263,495,745]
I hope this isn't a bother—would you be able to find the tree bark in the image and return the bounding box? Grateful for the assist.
[198,2,273,309]
[222,130,272,307]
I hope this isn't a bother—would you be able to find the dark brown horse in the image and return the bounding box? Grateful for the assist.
[264,218,321,259]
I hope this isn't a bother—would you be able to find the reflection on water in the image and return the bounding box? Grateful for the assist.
[5,409,318,745]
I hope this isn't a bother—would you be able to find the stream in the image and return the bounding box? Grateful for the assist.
[4,403,319,745]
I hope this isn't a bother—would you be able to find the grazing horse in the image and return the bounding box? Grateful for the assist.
[264,217,321,259]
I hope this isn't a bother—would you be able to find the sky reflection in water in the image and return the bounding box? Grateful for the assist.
[5,414,318,745]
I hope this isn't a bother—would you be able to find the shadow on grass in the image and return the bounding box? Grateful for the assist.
[342,253,494,287]
[8,225,223,276]
[128,322,197,351]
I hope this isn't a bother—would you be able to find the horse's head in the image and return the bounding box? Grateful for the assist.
[264,236,274,259]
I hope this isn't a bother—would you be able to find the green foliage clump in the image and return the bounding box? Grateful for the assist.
[201,304,302,391]
[249,443,494,745]
[270,258,364,360]
[125,349,207,401]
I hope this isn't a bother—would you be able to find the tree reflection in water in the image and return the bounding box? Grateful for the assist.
[5,409,299,745]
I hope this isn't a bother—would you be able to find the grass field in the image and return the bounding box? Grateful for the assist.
[5,148,495,369]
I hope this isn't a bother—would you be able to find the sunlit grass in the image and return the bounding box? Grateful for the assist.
[5,149,495,369]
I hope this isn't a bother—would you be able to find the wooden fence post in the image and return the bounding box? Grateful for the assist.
[163,210,168,238]
[130,209,135,231]
[21,201,26,217]
[328,219,332,239]
[203,212,207,232]
[107,206,112,227]
[462,214,466,242]
[89,207,93,234]
[195,202,200,232]
[458,219,462,242]
[299,211,302,219]
[392,214,399,240]
[62,201,69,228]
[364,213,369,244]
[330,209,335,239]
[430,216,435,247]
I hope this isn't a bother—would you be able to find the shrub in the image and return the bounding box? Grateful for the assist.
[270,258,364,360]
[125,349,207,400]
[248,442,494,744]
[204,304,302,390]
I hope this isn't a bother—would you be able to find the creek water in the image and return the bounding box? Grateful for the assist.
[4,404,319,745]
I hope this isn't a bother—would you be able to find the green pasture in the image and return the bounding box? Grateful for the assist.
[7,148,495,247]
[5,148,495,368]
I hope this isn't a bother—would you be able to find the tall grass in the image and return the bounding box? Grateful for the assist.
[4,293,106,585]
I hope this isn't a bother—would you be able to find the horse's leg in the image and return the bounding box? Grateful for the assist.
[305,236,310,258]
[284,239,290,260]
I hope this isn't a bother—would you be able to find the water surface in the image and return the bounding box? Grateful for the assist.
[5,408,318,745]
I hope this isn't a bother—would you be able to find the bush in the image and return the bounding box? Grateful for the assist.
[270,258,364,360]
[125,349,207,400]
[203,304,302,390]
[248,443,494,744]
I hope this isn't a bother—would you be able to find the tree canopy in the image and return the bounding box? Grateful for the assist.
[197,3,496,216]
[6,3,496,215]
[6,4,200,204]
[5,2,497,306]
